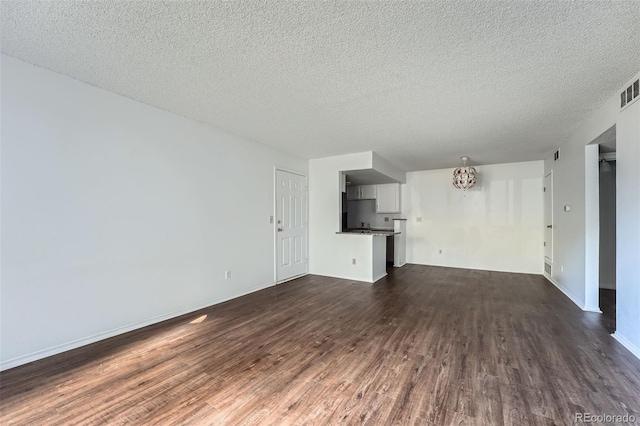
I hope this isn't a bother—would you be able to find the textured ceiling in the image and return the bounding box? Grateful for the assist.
[2,1,639,171]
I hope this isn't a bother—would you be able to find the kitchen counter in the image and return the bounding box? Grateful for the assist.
[333,227,404,283]
[336,229,399,236]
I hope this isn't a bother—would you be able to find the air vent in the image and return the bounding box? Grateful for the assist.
[553,150,559,161]
[544,262,552,275]
[621,79,639,110]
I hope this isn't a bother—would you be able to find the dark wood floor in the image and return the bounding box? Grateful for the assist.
[2,265,640,425]
[599,288,616,334]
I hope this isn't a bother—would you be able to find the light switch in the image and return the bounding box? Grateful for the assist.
[564,205,571,212]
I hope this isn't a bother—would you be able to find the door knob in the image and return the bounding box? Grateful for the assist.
[277,227,283,232]
[547,225,553,228]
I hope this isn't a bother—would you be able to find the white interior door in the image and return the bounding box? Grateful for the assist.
[544,172,553,263]
[276,170,308,282]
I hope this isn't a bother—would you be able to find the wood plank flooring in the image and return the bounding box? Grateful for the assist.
[2,265,640,425]
[599,288,616,334]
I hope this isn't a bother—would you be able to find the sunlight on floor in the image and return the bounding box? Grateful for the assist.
[190,314,207,324]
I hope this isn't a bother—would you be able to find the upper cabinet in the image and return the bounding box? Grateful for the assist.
[376,184,401,213]
[347,185,377,200]
[346,185,359,200]
[360,185,377,200]
[347,183,400,213]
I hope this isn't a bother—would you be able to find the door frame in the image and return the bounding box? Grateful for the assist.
[273,167,309,284]
[584,144,602,312]
[544,171,553,266]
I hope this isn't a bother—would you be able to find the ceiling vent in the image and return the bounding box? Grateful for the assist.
[621,79,639,110]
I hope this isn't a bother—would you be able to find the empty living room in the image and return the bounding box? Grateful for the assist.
[1,1,639,425]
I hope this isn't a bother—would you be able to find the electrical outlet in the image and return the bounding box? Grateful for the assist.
[560,265,564,273]
[416,217,422,223]
[384,217,389,222]
[352,258,357,265]
[225,270,231,279]
[270,216,274,224]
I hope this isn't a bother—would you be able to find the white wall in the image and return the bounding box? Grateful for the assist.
[403,161,544,274]
[372,237,387,282]
[545,70,640,359]
[615,82,640,357]
[544,95,618,310]
[308,152,405,282]
[0,56,308,370]
[599,161,616,289]
[309,152,375,282]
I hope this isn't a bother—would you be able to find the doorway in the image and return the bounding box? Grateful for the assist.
[586,125,617,330]
[597,132,617,332]
[275,169,308,283]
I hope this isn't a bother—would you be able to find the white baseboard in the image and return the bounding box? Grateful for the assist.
[583,305,602,313]
[0,281,276,372]
[372,272,388,283]
[612,332,640,361]
[393,262,406,268]
[277,273,308,284]
[311,272,387,284]
[311,273,373,283]
[543,274,601,313]
[407,261,543,275]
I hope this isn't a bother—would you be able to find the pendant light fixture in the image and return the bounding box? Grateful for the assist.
[452,156,477,190]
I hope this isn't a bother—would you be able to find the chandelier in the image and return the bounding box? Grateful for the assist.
[452,156,477,190]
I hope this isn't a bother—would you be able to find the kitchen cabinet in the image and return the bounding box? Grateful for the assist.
[346,185,377,200]
[346,185,359,200]
[376,183,401,213]
[360,185,377,200]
